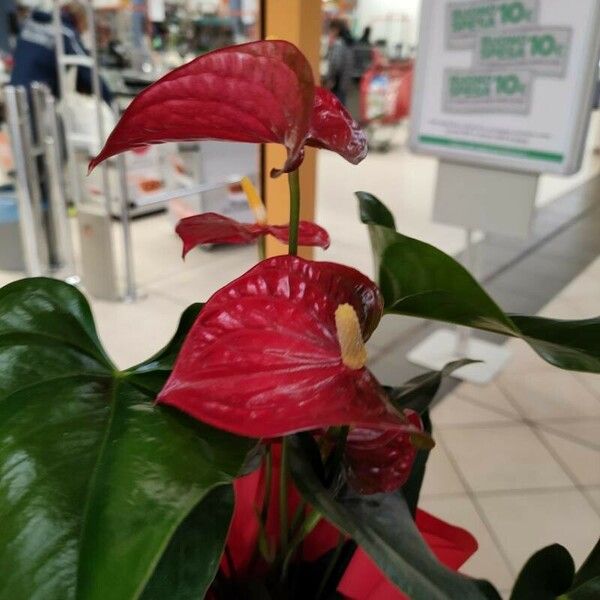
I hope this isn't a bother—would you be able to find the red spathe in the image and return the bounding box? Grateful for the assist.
[176,212,330,257]
[158,256,417,438]
[90,41,367,175]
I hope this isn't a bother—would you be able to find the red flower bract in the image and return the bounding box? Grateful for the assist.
[158,256,415,438]
[89,41,367,176]
[308,87,368,165]
[176,212,330,257]
[345,410,423,495]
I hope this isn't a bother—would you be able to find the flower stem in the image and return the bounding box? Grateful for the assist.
[260,448,273,523]
[315,534,345,600]
[287,169,301,256]
[325,426,350,485]
[280,508,322,582]
[277,168,300,581]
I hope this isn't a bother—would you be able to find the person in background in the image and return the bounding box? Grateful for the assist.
[0,1,17,54]
[359,26,372,45]
[326,18,354,106]
[10,0,112,104]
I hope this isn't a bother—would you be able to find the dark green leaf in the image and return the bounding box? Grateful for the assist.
[141,485,233,599]
[510,544,575,600]
[573,539,600,589]
[561,576,600,600]
[357,190,396,229]
[0,278,252,600]
[389,359,476,414]
[357,193,600,373]
[289,436,500,600]
[402,410,432,518]
[356,191,399,275]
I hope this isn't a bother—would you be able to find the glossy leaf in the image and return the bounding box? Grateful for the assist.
[357,192,600,373]
[402,410,432,518]
[91,41,314,175]
[289,436,500,600]
[141,485,233,599]
[159,256,422,438]
[0,278,252,600]
[388,359,477,415]
[572,539,600,589]
[561,577,600,600]
[176,212,330,257]
[345,410,423,495]
[510,544,575,600]
[91,42,368,176]
[308,87,368,165]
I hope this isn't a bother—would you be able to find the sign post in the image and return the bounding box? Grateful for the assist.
[407,0,600,384]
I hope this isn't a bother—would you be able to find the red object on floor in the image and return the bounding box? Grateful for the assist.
[223,448,478,598]
[337,510,478,599]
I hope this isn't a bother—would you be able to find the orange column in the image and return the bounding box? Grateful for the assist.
[260,0,322,258]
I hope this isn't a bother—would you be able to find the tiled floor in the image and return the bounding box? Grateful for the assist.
[418,261,600,596]
[0,116,599,598]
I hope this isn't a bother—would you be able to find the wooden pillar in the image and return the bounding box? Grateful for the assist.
[260,0,322,258]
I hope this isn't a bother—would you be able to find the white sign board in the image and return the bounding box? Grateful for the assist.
[410,0,600,175]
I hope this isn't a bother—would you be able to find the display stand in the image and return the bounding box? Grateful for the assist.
[407,160,538,384]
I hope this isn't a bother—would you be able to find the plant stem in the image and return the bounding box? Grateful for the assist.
[276,167,301,585]
[279,438,290,557]
[289,499,307,537]
[315,535,345,600]
[280,508,322,582]
[325,426,349,485]
[260,448,273,522]
[258,235,266,261]
[287,169,300,256]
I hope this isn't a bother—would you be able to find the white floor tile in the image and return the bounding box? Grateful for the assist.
[537,420,600,449]
[419,443,466,497]
[441,425,572,492]
[538,429,600,486]
[497,364,600,420]
[431,394,515,427]
[453,381,521,418]
[576,372,600,400]
[419,495,514,590]
[91,292,187,369]
[584,487,600,513]
[478,489,600,572]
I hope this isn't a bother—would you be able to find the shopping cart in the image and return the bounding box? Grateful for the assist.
[359,52,413,151]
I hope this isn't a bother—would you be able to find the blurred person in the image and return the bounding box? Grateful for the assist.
[10,0,112,104]
[359,25,371,45]
[0,1,17,53]
[326,18,354,105]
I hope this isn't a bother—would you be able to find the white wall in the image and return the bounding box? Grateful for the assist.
[354,0,422,51]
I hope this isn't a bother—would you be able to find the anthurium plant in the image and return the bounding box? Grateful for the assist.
[1,41,599,600]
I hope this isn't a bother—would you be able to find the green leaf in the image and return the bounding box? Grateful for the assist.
[388,359,476,414]
[356,191,399,274]
[573,539,600,588]
[141,485,234,599]
[561,576,600,600]
[510,544,575,600]
[357,193,600,373]
[289,436,500,600]
[0,278,252,600]
[401,410,432,518]
[358,190,396,229]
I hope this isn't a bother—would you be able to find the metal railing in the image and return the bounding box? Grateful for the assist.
[4,84,78,281]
